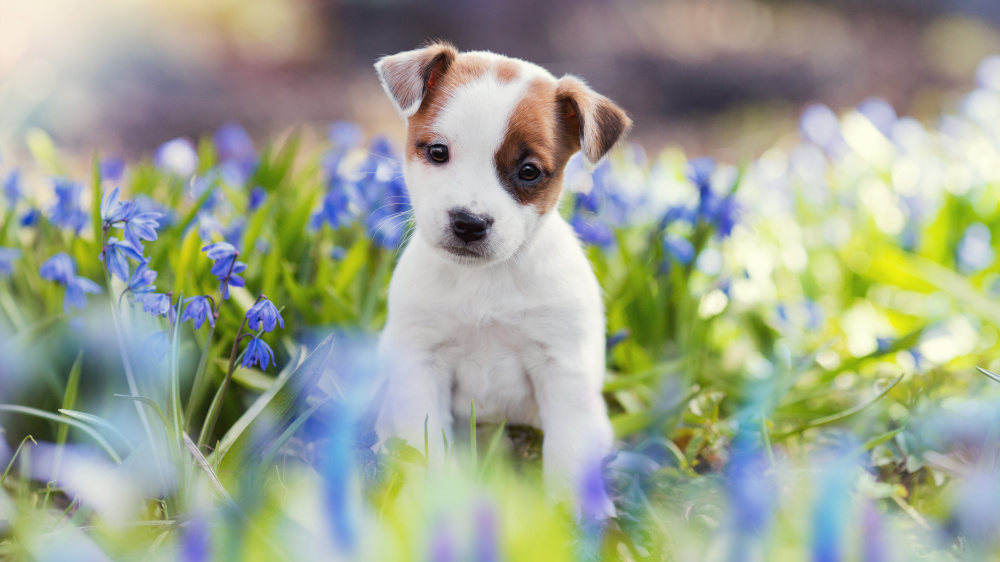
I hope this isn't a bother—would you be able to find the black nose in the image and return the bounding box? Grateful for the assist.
[449,210,493,243]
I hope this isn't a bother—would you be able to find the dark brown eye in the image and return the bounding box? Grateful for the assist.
[428,144,449,164]
[518,163,541,182]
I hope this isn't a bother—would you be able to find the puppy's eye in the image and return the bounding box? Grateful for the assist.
[427,144,449,164]
[518,163,541,182]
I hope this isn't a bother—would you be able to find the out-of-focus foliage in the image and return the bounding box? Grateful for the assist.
[3,56,1000,561]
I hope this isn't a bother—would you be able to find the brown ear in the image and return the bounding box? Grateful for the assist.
[556,75,632,170]
[374,42,458,118]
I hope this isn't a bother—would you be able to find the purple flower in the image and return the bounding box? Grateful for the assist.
[0,247,20,278]
[100,187,136,226]
[39,252,77,284]
[202,242,246,299]
[473,502,500,562]
[41,255,104,312]
[570,213,614,247]
[606,328,630,351]
[3,170,21,207]
[179,514,211,562]
[100,238,144,282]
[856,97,897,137]
[154,138,198,176]
[135,293,173,319]
[181,296,214,329]
[245,298,284,332]
[100,157,126,183]
[248,186,266,212]
[122,210,164,253]
[63,276,102,312]
[49,179,88,233]
[664,235,694,266]
[20,208,40,227]
[957,222,994,273]
[214,123,255,161]
[241,336,275,370]
[144,330,170,362]
[329,121,363,149]
[126,262,157,295]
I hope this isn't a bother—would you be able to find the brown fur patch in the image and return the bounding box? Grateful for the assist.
[405,53,522,161]
[555,76,632,166]
[493,79,579,215]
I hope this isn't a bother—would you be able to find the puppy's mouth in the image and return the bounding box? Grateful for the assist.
[441,244,489,260]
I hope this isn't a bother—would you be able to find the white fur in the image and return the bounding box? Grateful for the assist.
[376,53,615,517]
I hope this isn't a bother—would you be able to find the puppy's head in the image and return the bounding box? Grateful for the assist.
[375,42,631,264]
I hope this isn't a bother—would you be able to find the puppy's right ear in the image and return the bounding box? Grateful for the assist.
[375,42,458,119]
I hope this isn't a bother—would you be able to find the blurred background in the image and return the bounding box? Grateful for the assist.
[3,0,1000,162]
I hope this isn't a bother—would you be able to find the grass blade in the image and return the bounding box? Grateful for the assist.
[0,405,121,463]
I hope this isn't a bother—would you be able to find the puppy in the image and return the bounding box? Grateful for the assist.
[374,42,631,515]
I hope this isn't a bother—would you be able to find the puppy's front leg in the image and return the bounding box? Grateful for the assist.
[379,347,454,466]
[532,361,615,518]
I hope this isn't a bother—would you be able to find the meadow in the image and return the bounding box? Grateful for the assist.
[2,57,1000,561]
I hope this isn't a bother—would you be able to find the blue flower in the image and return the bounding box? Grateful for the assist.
[241,336,275,370]
[126,262,157,295]
[248,186,267,212]
[63,276,102,312]
[122,210,164,253]
[312,178,354,230]
[202,242,246,299]
[181,296,215,329]
[606,328,630,351]
[3,170,20,208]
[0,247,20,277]
[41,255,104,311]
[473,502,500,562]
[49,179,88,233]
[100,157,126,183]
[203,241,236,263]
[39,252,77,284]
[100,187,136,226]
[154,138,198,176]
[20,208,40,227]
[957,222,994,273]
[726,430,776,537]
[246,297,284,332]
[329,121,363,149]
[135,292,173,319]
[664,235,694,266]
[144,330,170,362]
[811,445,856,562]
[214,123,255,162]
[800,103,843,152]
[100,238,144,282]
[856,97,896,137]
[570,213,614,247]
[685,157,740,239]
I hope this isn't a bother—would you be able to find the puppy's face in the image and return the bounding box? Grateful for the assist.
[376,43,631,264]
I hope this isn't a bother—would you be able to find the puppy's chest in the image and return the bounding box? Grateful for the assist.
[428,307,549,426]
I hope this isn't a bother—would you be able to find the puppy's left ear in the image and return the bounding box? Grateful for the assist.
[375,42,458,118]
[556,75,633,170]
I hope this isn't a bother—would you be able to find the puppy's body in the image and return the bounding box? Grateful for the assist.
[374,43,630,514]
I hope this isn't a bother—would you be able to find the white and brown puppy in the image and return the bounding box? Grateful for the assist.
[374,42,631,515]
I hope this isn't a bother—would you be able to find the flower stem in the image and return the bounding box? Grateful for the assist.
[196,318,247,451]
[184,322,217,432]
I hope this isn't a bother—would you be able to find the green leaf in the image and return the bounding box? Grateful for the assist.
[215,336,335,488]
[55,351,84,448]
[0,405,121,463]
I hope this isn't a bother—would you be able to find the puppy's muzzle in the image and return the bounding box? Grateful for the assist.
[449,209,493,244]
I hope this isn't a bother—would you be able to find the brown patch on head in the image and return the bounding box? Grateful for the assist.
[493,79,580,216]
[403,53,523,161]
[555,75,632,168]
[375,41,458,117]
